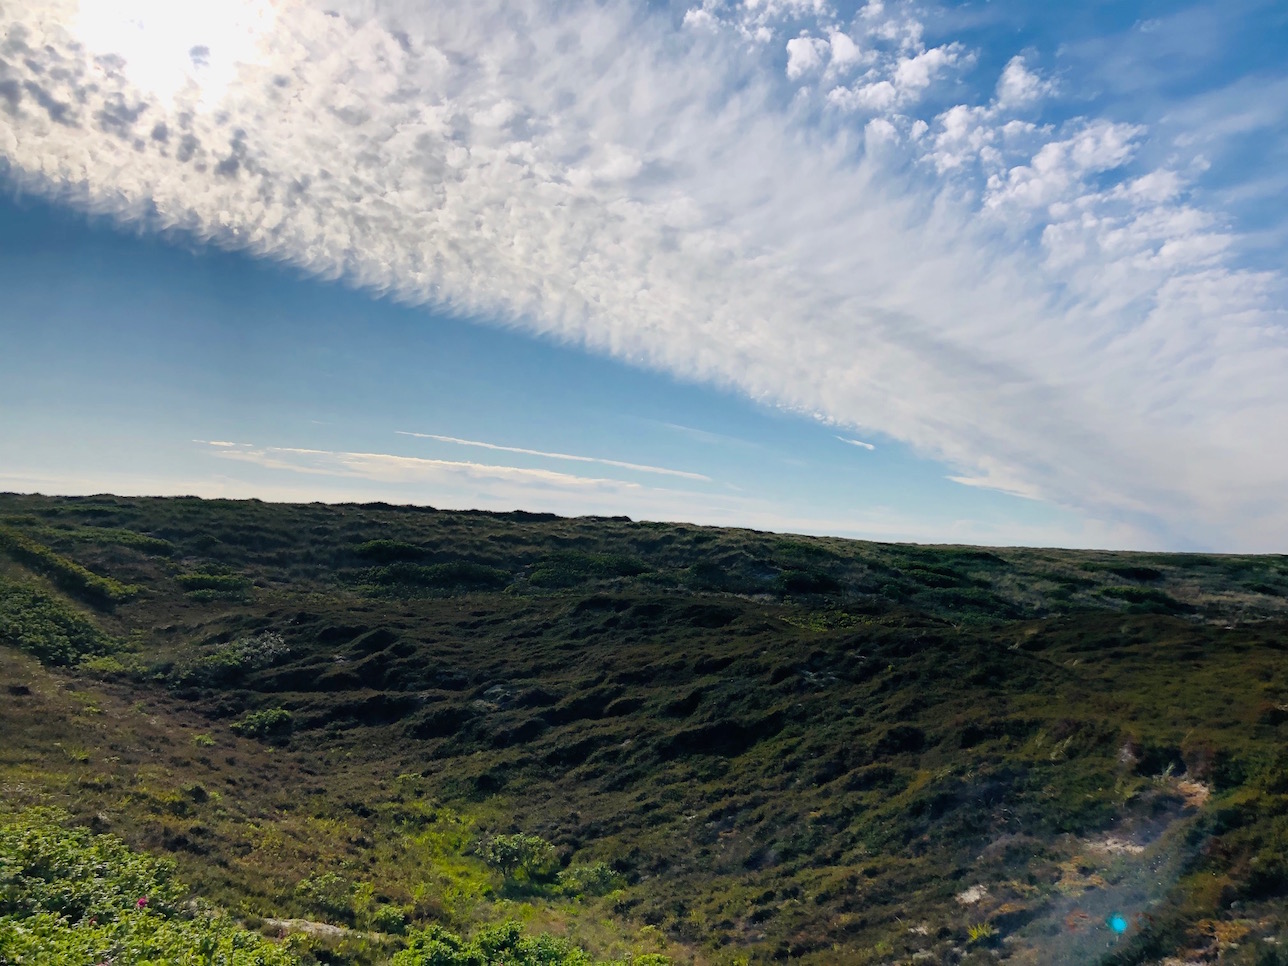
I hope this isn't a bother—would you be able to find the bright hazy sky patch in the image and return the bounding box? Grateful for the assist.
[2,0,1286,550]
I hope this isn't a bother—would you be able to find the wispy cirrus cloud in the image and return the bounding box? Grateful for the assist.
[188,441,1138,548]
[208,443,640,490]
[837,436,875,451]
[3,0,1287,549]
[395,432,711,482]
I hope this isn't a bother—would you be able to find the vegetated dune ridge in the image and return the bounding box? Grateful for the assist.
[0,491,1285,966]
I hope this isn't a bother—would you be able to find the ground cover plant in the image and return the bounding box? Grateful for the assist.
[0,492,1286,964]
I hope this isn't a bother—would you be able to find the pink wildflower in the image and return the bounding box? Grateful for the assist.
[136,896,149,909]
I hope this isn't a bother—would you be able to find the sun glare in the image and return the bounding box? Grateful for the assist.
[73,0,276,108]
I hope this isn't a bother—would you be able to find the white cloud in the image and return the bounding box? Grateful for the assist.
[0,461,1144,549]
[838,436,875,450]
[395,432,711,481]
[827,30,863,71]
[994,55,1052,109]
[891,43,960,95]
[785,34,829,79]
[985,120,1143,210]
[3,0,1288,550]
[209,443,639,490]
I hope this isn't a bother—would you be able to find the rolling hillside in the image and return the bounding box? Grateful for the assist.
[1,492,1286,965]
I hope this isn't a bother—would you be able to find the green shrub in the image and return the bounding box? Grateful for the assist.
[294,872,354,921]
[229,707,293,741]
[1103,565,1164,582]
[528,552,648,589]
[557,862,623,897]
[65,526,176,556]
[368,902,410,934]
[0,576,117,665]
[0,808,185,922]
[365,562,511,594]
[0,526,138,609]
[1101,585,1194,614]
[76,653,140,679]
[393,920,667,965]
[173,631,289,687]
[774,568,840,594]
[0,910,299,965]
[176,570,253,599]
[354,539,426,563]
[475,834,558,882]
[0,809,297,964]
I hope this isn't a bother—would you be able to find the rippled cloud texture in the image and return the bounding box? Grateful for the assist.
[3,0,1286,549]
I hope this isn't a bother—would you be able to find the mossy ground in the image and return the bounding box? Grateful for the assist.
[1,493,1286,964]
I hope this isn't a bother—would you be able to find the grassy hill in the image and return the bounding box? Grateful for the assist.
[1,492,1286,965]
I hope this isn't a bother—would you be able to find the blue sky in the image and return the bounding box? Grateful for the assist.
[2,0,1286,550]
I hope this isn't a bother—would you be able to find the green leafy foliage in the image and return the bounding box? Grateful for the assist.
[0,575,116,665]
[64,526,176,556]
[177,568,254,600]
[174,631,290,687]
[392,921,668,966]
[229,707,293,741]
[0,810,296,964]
[556,863,623,898]
[0,526,138,609]
[294,872,355,920]
[528,552,648,589]
[365,562,511,595]
[474,834,557,883]
[355,540,427,563]
[0,808,185,921]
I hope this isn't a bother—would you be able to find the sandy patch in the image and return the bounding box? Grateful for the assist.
[264,917,352,939]
[1087,835,1145,855]
[956,884,990,905]
[1175,779,1211,808]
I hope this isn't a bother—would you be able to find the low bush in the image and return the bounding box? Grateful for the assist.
[0,526,138,609]
[1102,585,1195,614]
[557,862,623,897]
[529,552,648,589]
[176,569,253,600]
[0,809,297,965]
[775,568,840,595]
[369,902,411,934]
[64,526,176,556]
[294,872,354,921]
[366,562,511,594]
[173,631,289,687]
[229,707,293,741]
[393,920,670,966]
[0,576,116,665]
[354,539,426,563]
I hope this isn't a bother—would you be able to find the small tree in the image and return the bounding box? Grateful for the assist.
[476,833,557,882]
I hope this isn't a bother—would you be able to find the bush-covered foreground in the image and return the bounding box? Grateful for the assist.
[0,811,668,966]
[0,808,296,965]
